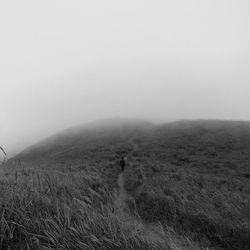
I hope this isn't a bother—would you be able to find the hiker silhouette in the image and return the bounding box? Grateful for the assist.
[120,157,126,172]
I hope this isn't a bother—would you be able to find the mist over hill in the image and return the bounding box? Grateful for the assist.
[16,119,250,171]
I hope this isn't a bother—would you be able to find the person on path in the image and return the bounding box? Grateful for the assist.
[120,157,126,172]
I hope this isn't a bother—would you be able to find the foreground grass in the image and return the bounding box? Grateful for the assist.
[124,159,250,250]
[0,161,170,250]
[2,156,248,250]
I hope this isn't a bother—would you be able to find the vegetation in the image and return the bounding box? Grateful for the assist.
[0,161,171,249]
[1,119,250,249]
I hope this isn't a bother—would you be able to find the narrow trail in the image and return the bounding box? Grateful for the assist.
[113,134,171,248]
[113,133,139,209]
[113,134,170,247]
[113,133,204,250]
[128,134,146,180]
[114,132,140,210]
[128,136,139,152]
[114,172,131,209]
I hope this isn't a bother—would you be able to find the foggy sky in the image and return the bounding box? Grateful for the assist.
[1,0,250,156]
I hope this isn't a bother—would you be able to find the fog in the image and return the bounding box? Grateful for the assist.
[1,0,250,156]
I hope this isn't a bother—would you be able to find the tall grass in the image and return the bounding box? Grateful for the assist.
[0,160,171,250]
[0,146,8,162]
[124,165,250,250]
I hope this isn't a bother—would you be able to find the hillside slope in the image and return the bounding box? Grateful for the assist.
[13,119,250,249]
[17,119,250,172]
[17,118,154,161]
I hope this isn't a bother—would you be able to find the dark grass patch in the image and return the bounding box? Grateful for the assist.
[241,173,250,179]
[176,213,250,250]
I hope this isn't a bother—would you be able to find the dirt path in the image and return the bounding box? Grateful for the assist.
[113,168,170,248]
[128,134,146,180]
[113,133,207,250]
[114,172,130,209]
[128,136,139,152]
[113,132,145,215]
[113,134,170,248]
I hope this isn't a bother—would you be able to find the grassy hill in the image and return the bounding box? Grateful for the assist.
[17,118,154,161]
[18,119,250,166]
[1,119,250,249]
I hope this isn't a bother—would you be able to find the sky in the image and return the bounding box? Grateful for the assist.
[0,0,250,156]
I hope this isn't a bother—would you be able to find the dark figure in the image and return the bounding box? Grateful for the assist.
[120,157,126,172]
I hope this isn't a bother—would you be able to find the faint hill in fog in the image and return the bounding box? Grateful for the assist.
[16,118,154,161]
[16,118,250,171]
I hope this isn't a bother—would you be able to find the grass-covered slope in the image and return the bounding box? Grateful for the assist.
[17,118,154,162]
[5,119,250,249]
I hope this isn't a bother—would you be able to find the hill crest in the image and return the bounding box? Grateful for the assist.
[16,118,250,162]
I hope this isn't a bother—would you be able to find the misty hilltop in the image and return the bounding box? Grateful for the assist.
[15,118,153,161]
[16,119,250,172]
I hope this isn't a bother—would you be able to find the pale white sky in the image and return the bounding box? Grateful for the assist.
[0,0,250,155]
